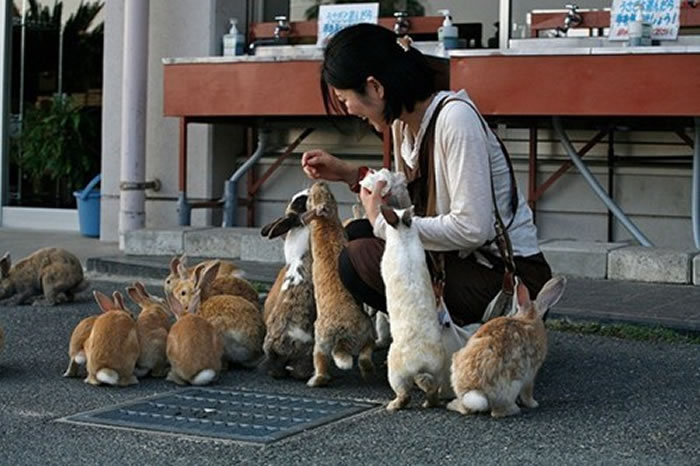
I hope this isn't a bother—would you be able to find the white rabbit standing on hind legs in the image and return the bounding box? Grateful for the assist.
[448,276,566,418]
[380,205,450,412]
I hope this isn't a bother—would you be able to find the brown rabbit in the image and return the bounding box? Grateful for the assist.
[302,182,375,387]
[83,291,140,386]
[172,261,259,310]
[448,277,567,418]
[0,248,87,306]
[165,290,223,385]
[259,188,316,379]
[164,255,243,296]
[63,315,98,377]
[263,265,287,325]
[126,282,172,378]
[195,263,266,368]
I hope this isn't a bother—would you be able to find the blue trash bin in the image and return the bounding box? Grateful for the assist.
[73,174,101,238]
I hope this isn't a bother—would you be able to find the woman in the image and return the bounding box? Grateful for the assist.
[301,23,551,326]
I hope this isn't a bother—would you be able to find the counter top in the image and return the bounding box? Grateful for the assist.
[450,45,700,57]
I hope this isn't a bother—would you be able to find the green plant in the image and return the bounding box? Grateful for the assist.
[16,95,98,197]
[304,0,425,20]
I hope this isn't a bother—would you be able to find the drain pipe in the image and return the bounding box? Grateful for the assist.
[118,0,149,248]
[223,128,271,227]
[552,117,653,247]
[692,117,700,248]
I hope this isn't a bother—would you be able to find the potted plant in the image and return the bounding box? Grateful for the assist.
[14,94,99,206]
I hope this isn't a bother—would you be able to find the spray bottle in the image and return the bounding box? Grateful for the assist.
[437,9,459,50]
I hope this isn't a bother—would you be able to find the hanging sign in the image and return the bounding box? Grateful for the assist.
[316,3,379,46]
[609,0,681,41]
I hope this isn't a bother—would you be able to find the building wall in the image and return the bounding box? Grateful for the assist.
[100,0,247,241]
[100,1,697,249]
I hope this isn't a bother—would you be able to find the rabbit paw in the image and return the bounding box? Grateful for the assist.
[306,373,331,387]
[446,398,470,415]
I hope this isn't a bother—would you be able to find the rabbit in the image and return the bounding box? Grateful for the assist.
[194,262,266,368]
[83,291,141,386]
[164,254,244,296]
[259,188,316,379]
[165,289,223,385]
[0,248,87,306]
[263,265,287,325]
[63,315,98,377]
[172,261,259,310]
[448,276,567,418]
[380,206,450,411]
[126,281,172,378]
[301,181,375,387]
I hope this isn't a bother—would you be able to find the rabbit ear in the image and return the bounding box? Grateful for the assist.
[265,215,302,239]
[380,205,399,229]
[196,261,220,291]
[112,291,127,311]
[187,289,202,314]
[515,278,532,312]
[126,285,143,306]
[535,276,567,317]
[177,262,189,280]
[169,256,180,275]
[400,207,413,228]
[166,292,184,319]
[261,218,284,237]
[0,252,11,277]
[93,290,116,313]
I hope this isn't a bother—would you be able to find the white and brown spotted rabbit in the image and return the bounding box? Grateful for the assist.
[260,189,316,379]
[126,281,172,378]
[302,181,375,387]
[0,248,87,306]
[83,291,140,386]
[448,277,566,418]
[165,290,223,385]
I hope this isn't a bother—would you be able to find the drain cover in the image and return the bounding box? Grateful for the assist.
[59,387,376,444]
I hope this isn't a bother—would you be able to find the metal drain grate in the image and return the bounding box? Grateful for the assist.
[59,388,376,444]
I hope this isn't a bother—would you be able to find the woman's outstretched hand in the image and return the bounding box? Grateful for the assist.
[301,149,355,184]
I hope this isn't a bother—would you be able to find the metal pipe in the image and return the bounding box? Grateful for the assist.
[552,116,653,247]
[692,117,700,248]
[0,0,11,218]
[223,128,270,227]
[118,0,149,248]
[499,0,511,49]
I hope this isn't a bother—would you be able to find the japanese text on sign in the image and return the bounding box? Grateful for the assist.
[609,0,680,40]
[316,3,379,46]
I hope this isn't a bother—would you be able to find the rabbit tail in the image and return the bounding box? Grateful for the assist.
[191,369,217,386]
[331,340,353,370]
[96,368,119,386]
[463,390,489,412]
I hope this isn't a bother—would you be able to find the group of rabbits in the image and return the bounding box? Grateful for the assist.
[51,174,568,419]
[263,178,567,419]
[64,256,264,386]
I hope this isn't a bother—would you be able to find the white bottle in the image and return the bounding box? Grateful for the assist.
[223,18,244,56]
[437,9,459,50]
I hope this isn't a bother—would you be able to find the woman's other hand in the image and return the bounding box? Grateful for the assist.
[360,180,388,225]
[301,149,355,184]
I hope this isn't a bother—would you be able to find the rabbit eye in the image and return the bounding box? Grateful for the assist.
[180,290,186,296]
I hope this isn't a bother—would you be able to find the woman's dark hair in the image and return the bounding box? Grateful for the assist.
[321,23,436,124]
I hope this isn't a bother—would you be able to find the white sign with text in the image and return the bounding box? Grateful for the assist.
[316,3,379,46]
[609,0,681,41]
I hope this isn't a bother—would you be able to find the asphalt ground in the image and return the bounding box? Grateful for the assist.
[0,279,698,466]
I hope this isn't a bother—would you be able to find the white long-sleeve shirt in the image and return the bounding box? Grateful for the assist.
[373,90,541,258]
